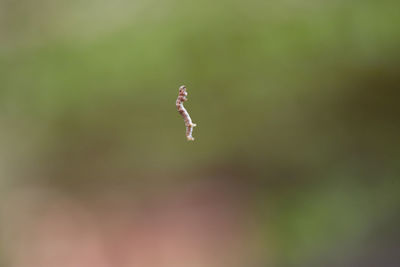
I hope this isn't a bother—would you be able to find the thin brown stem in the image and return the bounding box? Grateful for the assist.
[176,85,197,141]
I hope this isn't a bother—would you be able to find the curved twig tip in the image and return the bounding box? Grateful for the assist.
[176,85,197,141]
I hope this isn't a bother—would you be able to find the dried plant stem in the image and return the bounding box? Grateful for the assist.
[176,85,197,141]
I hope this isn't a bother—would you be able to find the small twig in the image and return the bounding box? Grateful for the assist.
[176,85,197,141]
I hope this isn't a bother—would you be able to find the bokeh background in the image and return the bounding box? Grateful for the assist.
[1,0,400,266]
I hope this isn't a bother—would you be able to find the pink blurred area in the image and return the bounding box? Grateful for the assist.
[2,181,259,267]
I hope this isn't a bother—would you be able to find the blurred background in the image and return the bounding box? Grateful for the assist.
[1,0,400,266]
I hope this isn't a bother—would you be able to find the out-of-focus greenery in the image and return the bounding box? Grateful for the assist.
[1,0,400,266]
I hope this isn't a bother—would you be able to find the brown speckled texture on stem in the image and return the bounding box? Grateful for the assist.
[176,85,197,141]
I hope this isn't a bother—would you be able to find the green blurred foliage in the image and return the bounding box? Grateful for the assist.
[1,0,400,266]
